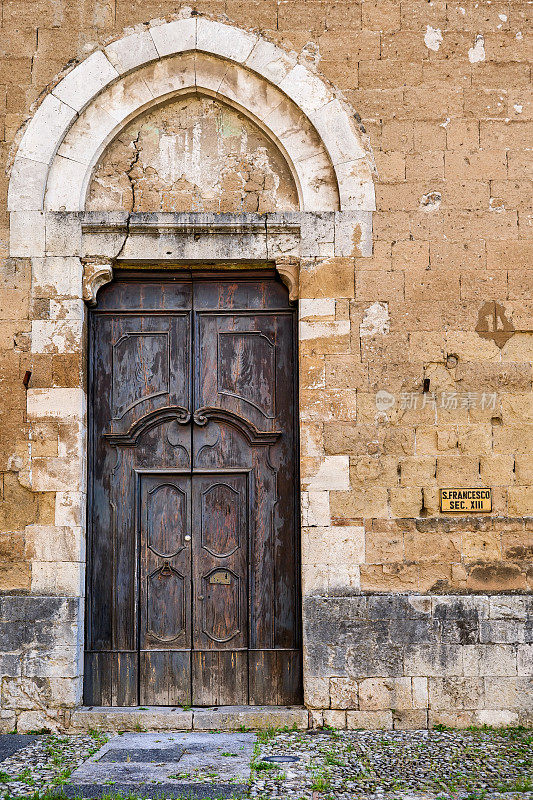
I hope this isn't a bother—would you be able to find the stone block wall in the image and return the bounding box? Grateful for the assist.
[0,0,531,729]
[1,253,86,730]
[299,254,532,595]
[304,594,532,729]
[297,240,531,725]
[0,596,83,732]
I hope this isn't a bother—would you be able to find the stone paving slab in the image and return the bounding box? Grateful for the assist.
[96,733,189,753]
[60,731,255,799]
[0,735,41,762]
[98,747,186,763]
[171,732,253,779]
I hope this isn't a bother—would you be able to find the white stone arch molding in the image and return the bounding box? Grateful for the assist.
[8,16,375,229]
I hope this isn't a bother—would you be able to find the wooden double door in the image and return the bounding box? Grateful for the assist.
[85,271,301,706]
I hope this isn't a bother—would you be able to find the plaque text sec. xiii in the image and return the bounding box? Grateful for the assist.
[440,488,492,513]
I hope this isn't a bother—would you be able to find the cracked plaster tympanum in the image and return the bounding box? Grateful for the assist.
[87,95,299,214]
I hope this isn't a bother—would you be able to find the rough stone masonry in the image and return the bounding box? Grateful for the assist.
[0,0,531,732]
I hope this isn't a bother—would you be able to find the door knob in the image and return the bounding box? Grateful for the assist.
[184,535,191,541]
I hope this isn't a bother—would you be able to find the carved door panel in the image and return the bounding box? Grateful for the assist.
[191,473,248,704]
[139,473,192,705]
[193,280,301,703]
[86,273,301,707]
[85,280,192,707]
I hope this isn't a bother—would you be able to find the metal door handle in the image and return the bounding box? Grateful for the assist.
[184,535,191,541]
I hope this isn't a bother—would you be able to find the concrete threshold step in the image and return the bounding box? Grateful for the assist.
[69,705,309,731]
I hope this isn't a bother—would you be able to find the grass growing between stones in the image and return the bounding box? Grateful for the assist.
[1,726,531,800]
[251,725,533,799]
[343,726,531,797]
[46,731,109,790]
[0,731,109,799]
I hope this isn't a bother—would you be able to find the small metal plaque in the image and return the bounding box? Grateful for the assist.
[440,488,492,513]
[209,570,231,585]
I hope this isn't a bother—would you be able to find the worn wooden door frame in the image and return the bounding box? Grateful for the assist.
[85,266,302,706]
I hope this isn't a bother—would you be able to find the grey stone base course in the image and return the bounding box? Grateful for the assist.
[57,783,247,798]
[2,591,531,730]
[0,596,81,670]
[69,706,309,731]
[304,592,533,728]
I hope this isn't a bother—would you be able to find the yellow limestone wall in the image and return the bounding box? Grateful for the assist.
[0,2,531,731]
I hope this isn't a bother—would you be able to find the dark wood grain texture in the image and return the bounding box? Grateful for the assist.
[86,273,301,705]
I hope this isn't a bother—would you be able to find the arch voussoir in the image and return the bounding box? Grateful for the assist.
[9,17,375,221]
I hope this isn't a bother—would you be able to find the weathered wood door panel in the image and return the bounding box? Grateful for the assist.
[140,473,192,649]
[139,473,192,705]
[86,272,301,706]
[192,473,248,650]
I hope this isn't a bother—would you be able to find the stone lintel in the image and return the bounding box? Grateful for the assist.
[78,212,308,299]
[81,218,301,237]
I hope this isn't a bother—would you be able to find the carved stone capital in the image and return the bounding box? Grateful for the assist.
[275,256,299,302]
[82,258,114,306]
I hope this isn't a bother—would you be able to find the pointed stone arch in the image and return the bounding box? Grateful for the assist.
[8,17,375,220]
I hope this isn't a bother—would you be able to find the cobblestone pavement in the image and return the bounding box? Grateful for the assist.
[0,727,530,799]
[0,733,107,798]
[251,727,532,800]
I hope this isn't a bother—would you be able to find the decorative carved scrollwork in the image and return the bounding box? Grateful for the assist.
[193,408,208,427]
[105,405,280,446]
[193,407,281,444]
[104,406,191,445]
[82,258,114,306]
[275,256,299,302]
